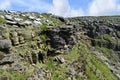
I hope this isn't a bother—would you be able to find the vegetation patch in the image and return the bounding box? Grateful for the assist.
[0,17,5,25]
[0,51,4,58]
[45,58,67,80]
[116,31,120,38]
[74,40,117,80]
[102,34,113,42]
[0,70,28,80]
[40,23,48,31]
[62,47,80,63]
[95,46,113,59]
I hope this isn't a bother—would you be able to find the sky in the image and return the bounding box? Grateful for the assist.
[0,0,120,17]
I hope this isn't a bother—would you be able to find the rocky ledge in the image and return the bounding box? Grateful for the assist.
[0,10,119,80]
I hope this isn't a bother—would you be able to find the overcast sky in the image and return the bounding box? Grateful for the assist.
[0,0,120,17]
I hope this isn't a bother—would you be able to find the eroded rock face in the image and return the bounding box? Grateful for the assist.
[67,17,120,51]
[44,26,80,55]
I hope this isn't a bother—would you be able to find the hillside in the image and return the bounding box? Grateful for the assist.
[0,10,119,80]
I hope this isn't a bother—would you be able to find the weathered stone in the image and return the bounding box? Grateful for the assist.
[10,63,24,72]
[10,31,18,37]
[67,64,76,76]
[5,15,13,20]
[17,30,33,40]
[0,40,12,49]
[14,18,23,21]
[11,37,19,45]
[23,20,32,25]
[28,16,35,20]
[36,18,41,21]
[34,20,42,26]
[54,56,65,64]
[13,25,19,28]
[6,20,17,25]
[0,54,15,65]
[20,52,33,64]
[19,36,25,44]
[1,25,6,29]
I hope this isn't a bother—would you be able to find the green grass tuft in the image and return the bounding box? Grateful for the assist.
[40,23,48,31]
[103,34,113,42]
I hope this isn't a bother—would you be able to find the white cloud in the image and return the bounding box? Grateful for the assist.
[49,0,84,17]
[88,0,120,16]
[0,0,11,9]
[0,0,120,17]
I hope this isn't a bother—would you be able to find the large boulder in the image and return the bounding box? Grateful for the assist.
[0,40,12,49]
[5,15,13,21]
[17,30,34,40]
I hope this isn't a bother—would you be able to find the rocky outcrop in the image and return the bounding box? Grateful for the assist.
[67,17,120,51]
[43,26,81,55]
[0,10,119,80]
